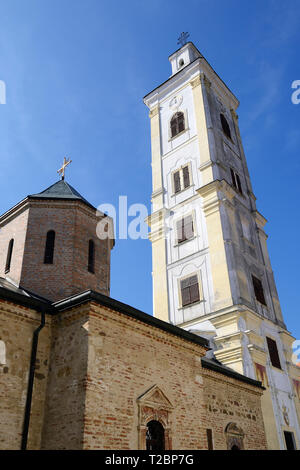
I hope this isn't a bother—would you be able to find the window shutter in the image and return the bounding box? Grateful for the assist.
[178,112,185,133]
[266,337,281,369]
[170,112,185,138]
[182,165,190,188]
[189,276,200,303]
[173,171,181,193]
[181,275,199,306]
[181,286,191,306]
[183,215,194,240]
[176,219,185,244]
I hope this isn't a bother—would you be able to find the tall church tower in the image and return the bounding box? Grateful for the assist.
[144,41,300,450]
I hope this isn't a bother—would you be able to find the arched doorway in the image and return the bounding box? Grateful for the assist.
[225,423,244,450]
[146,420,165,451]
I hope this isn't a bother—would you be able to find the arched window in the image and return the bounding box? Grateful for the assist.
[88,239,95,273]
[170,112,185,138]
[220,113,231,140]
[146,420,165,451]
[5,239,14,273]
[44,230,55,264]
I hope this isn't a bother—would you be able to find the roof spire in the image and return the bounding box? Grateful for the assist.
[57,157,72,180]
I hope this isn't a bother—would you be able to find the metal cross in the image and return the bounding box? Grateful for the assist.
[177,32,190,47]
[57,157,72,180]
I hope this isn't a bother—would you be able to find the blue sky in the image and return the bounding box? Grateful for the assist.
[0,0,299,340]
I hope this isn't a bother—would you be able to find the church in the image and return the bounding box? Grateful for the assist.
[0,40,299,450]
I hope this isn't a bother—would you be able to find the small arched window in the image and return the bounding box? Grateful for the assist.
[5,239,14,273]
[44,230,55,264]
[88,239,95,273]
[146,420,165,451]
[220,113,231,140]
[170,112,185,138]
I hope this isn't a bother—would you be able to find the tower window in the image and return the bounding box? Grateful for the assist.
[220,113,232,140]
[5,239,14,273]
[176,215,194,244]
[44,230,55,264]
[179,59,184,67]
[172,164,191,194]
[88,239,95,273]
[266,337,281,369]
[230,168,243,194]
[170,112,185,138]
[252,275,266,305]
[146,420,165,451]
[180,274,200,306]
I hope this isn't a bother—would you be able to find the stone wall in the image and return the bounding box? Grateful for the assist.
[0,299,51,450]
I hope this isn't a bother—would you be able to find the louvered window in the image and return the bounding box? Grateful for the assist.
[182,165,190,189]
[170,112,185,138]
[173,170,181,193]
[173,165,191,194]
[180,275,200,306]
[176,215,194,244]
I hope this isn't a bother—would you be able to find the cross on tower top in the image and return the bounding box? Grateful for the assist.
[177,32,190,47]
[57,157,72,180]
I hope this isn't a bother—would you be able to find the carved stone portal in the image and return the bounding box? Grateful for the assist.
[137,385,174,450]
[225,422,245,450]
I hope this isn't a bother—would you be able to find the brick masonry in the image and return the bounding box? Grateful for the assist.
[0,297,268,449]
[0,199,112,301]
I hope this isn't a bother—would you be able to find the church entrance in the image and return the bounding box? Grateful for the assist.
[146,420,165,450]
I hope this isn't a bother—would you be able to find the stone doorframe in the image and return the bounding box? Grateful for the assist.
[137,385,174,450]
[225,422,245,450]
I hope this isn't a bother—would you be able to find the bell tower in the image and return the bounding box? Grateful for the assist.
[144,41,300,450]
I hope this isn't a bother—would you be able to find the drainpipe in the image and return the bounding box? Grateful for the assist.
[21,311,45,450]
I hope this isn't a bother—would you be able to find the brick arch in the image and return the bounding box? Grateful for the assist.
[137,385,173,450]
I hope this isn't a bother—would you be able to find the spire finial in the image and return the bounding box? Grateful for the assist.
[57,157,72,180]
[177,32,190,47]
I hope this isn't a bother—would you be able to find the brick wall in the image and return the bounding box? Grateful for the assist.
[40,301,267,450]
[0,299,51,450]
